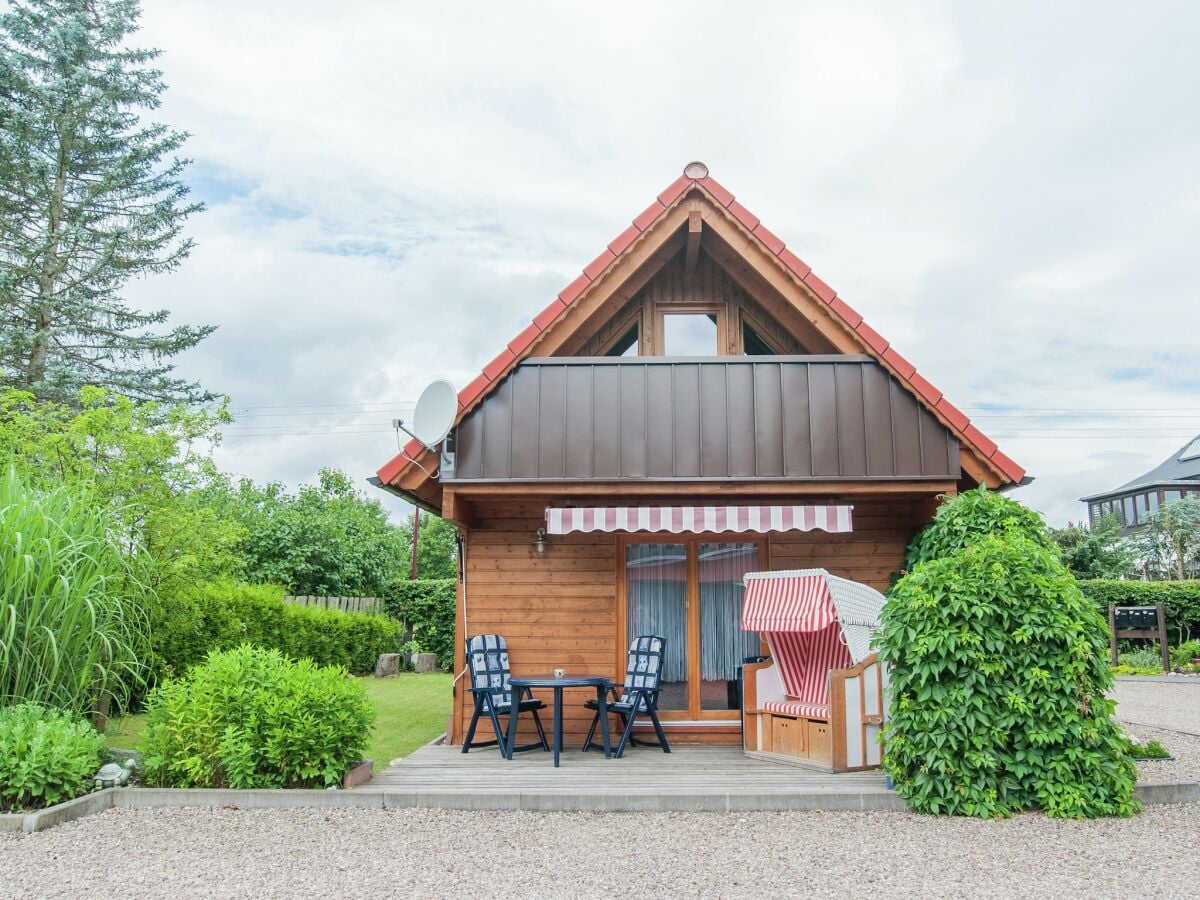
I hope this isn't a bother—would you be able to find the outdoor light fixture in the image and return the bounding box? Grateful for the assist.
[532,527,549,555]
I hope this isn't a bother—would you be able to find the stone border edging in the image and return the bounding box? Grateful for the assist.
[4,779,1197,833]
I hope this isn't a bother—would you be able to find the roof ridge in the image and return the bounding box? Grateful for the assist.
[377,162,1025,487]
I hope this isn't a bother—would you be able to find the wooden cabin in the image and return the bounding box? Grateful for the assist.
[373,162,1026,748]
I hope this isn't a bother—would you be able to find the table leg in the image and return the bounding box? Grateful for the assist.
[596,684,612,758]
[552,686,562,767]
[504,692,519,760]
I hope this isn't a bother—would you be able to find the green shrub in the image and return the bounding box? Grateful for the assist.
[0,703,106,812]
[905,485,1056,570]
[385,578,455,669]
[1127,738,1170,760]
[147,579,401,682]
[1076,580,1200,645]
[1170,640,1200,667]
[142,645,374,789]
[0,467,150,715]
[881,490,1139,819]
[1118,648,1165,670]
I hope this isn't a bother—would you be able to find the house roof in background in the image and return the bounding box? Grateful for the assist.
[376,162,1026,491]
[1081,431,1200,500]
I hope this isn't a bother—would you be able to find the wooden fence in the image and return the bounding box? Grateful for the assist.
[283,595,384,615]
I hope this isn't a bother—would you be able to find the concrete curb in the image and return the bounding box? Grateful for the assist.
[3,779,1196,833]
[1115,676,1200,684]
[0,789,117,834]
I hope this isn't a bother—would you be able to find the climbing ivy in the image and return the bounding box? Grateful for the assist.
[880,491,1140,819]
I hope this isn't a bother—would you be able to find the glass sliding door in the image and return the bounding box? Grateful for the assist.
[624,543,688,711]
[698,543,762,711]
[624,539,763,719]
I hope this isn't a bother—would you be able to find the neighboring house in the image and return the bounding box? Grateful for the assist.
[373,162,1026,747]
[1081,433,1200,532]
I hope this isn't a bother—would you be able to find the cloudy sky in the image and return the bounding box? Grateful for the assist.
[123,1,1200,525]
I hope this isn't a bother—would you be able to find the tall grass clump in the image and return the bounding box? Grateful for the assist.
[0,468,150,716]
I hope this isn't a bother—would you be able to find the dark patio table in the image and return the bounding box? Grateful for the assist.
[507,675,612,767]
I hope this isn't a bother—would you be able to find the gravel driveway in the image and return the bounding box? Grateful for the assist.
[2,681,1196,899]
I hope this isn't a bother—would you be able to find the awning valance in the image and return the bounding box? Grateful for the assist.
[741,571,838,633]
[544,505,853,536]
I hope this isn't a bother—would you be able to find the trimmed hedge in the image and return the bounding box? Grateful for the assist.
[385,578,456,669]
[149,579,402,681]
[1077,580,1200,644]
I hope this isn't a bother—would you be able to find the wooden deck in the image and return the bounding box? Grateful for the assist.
[366,741,900,812]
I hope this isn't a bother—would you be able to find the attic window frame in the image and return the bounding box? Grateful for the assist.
[656,303,728,356]
[595,307,645,357]
[739,307,789,356]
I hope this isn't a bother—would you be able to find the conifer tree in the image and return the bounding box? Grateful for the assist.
[0,0,214,404]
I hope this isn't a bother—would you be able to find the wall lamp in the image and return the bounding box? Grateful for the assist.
[532,527,549,555]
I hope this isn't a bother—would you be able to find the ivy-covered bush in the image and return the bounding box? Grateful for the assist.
[880,488,1140,818]
[385,578,456,669]
[0,703,106,812]
[148,579,401,682]
[1076,579,1200,645]
[905,485,1055,569]
[142,645,374,789]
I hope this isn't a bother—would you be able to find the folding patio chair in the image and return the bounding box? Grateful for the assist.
[462,634,549,758]
[583,634,671,758]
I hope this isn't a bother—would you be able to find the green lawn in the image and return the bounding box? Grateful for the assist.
[104,672,452,775]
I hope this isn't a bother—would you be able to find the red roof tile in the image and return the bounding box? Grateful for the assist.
[457,373,490,411]
[909,372,943,406]
[558,274,591,306]
[583,249,616,281]
[804,272,837,304]
[963,424,998,459]
[633,200,666,231]
[751,223,785,256]
[608,224,641,257]
[778,248,811,280]
[482,348,516,382]
[699,176,735,207]
[507,322,541,356]
[657,175,691,206]
[829,297,862,328]
[935,397,970,433]
[533,297,567,330]
[727,200,759,231]
[990,448,1026,483]
[855,321,889,354]
[882,347,916,380]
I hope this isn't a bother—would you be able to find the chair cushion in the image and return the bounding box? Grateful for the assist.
[762,700,829,719]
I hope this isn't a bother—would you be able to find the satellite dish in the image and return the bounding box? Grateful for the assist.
[407,379,457,449]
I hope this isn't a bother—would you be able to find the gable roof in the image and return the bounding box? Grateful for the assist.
[377,163,1026,495]
[1081,431,1200,501]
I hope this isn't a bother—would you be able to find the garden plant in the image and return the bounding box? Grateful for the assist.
[142,645,374,789]
[0,703,106,812]
[879,487,1140,818]
[0,468,149,716]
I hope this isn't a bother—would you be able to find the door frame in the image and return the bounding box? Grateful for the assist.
[616,533,768,721]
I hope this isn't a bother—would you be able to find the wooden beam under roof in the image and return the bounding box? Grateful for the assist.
[684,209,702,274]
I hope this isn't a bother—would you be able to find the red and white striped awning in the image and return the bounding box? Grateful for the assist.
[741,571,838,632]
[543,505,853,536]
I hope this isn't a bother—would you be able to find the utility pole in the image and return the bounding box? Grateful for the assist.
[409,507,421,580]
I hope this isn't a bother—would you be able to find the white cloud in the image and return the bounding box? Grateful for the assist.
[117,0,1200,524]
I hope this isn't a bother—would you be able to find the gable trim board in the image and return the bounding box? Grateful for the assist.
[377,165,1025,502]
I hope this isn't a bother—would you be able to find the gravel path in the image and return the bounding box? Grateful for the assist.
[1,684,1196,898]
[1113,680,1200,735]
[2,804,1199,899]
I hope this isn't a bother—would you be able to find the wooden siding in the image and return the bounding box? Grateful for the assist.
[450,496,925,747]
